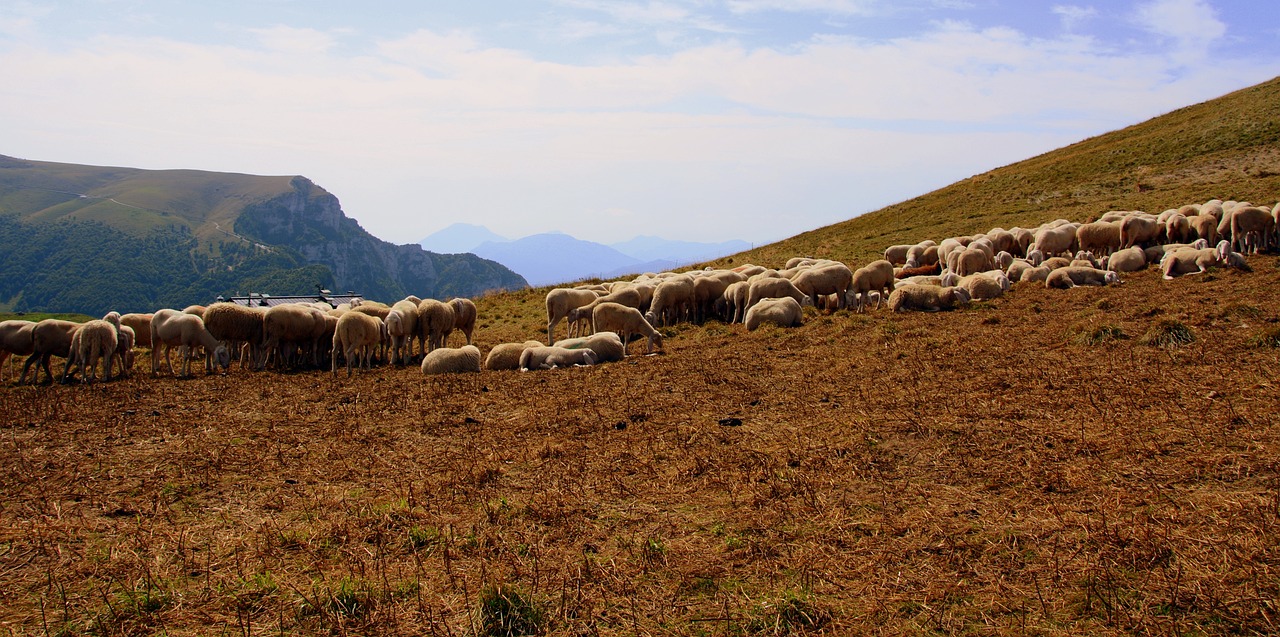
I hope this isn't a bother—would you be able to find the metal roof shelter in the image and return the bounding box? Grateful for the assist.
[222,291,363,308]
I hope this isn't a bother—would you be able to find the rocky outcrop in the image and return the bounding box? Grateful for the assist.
[235,177,526,300]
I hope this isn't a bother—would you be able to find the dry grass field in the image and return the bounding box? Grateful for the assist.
[4,258,1280,636]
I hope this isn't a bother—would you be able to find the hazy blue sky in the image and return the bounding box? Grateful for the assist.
[1,1,1277,244]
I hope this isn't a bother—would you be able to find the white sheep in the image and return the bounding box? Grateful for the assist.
[331,310,384,377]
[791,262,853,310]
[957,274,1005,301]
[545,288,601,343]
[744,297,804,330]
[447,297,478,345]
[0,320,36,383]
[203,302,265,370]
[1161,240,1250,279]
[1045,266,1120,289]
[520,346,598,370]
[421,345,482,375]
[744,278,809,318]
[18,319,80,384]
[151,309,231,377]
[645,275,696,327]
[1229,206,1274,254]
[114,325,136,378]
[1106,246,1148,273]
[416,298,455,354]
[119,313,154,348]
[593,302,663,355]
[388,299,420,363]
[887,285,971,312]
[847,260,895,312]
[62,317,118,384]
[554,331,626,363]
[483,340,545,371]
[262,304,328,369]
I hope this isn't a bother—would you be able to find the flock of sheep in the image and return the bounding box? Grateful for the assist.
[0,198,1272,386]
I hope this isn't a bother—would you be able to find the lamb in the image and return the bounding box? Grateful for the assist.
[114,325,136,378]
[1045,266,1120,289]
[421,344,482,375]
[0,320,35,383]
[447,298,478,345]
[62,317,118,383]
[203,302,265,369]
[545,287,601,343]
[1161,240,1250,279]
[520,346,598,370]
[331,311,385,377]
[790,262,853,310]
[744,297,804,330]
[887,285,971,312]
[18,319,80,384]
[847,260,895,312]
[151,309,232,377]
[119,313,154,348]
[723,280,751,324]
[484,340,548,371]
[593,302,664,355]
[416,299,456,353]
[553,331,626,363]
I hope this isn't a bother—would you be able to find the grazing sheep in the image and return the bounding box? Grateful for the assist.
[593,302,664,355]
[520,346,598,370]
[1161,241,1250,279]
[884,245,914,265]
[1032,224,1078,257]
[1045,266,1121,289]
[692,270,746,323]
[203,302,265,370]
[744,297,804,330]
[1119,214,1161,248]
[114,325,136,378]
[447,297,478,345]
[745,278,809,318]
[1005,259,1035,281]
[261,304,327,370]
[151,310,232,377]
[421,344,482,375]
[387,300,420,363]
[848,260,896,312]
[723,280,751,324]
[0,320,36,383]
[1076,220,1123,256]
[545,288,601,343]
[119,313,154,348]
[484,340,547,371]
[791,263,853,310]
[1018,266,1051,284]
[1229,206,1275,254]
[331,311,384,377]
[62,318,118,384]
[1042,256,1072,270]
[416,299,456,353]
[953,245,995,277]
[645,275,696,327]
[567,287,644,336]
[1106,246,1148,273]
[20,320,81,384]
[554,332,626,363]
[1190,214,1218,244]
[887,285,971,313]
[1165,212,1194,244]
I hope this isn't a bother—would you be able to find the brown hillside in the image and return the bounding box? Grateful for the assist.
[3,262,1280,635]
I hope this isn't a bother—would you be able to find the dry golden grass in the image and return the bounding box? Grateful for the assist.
[4,258,1280,635]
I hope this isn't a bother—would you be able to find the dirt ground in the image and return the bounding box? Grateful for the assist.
[3,260,1280,636]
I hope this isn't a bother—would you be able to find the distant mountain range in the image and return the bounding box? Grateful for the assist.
[419,223,751,287]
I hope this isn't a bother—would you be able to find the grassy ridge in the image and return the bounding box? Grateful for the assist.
[706,76,1280,270]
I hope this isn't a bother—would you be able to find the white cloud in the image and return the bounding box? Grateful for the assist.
[1133,0,1226,59]
[1,10,1277,244]
[1051,5,1097,32]
[724,0,879,15]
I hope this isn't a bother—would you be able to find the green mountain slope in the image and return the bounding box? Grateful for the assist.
[708,76,1280,269]
[0,157,527,314]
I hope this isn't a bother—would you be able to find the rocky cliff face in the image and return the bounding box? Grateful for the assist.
[235,177,526,300]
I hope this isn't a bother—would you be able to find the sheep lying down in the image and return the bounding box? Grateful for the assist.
[520,346,598,371]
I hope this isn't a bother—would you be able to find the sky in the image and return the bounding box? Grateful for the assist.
[1,1,1277,246]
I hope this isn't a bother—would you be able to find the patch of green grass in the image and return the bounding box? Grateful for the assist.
[476,583,544,637]
[1067,322,1129,345]
[1249,325,1280,348]
[0,311,94,323]
[748,591,832,634]
[1139,319,1196,347]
